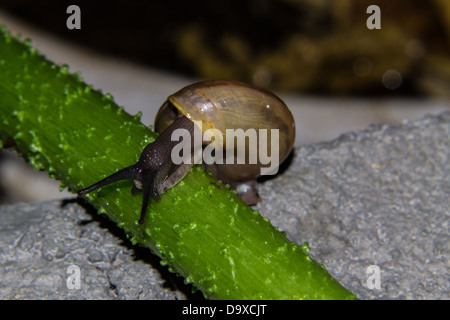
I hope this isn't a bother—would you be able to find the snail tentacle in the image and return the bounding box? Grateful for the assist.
[77,164,138,196]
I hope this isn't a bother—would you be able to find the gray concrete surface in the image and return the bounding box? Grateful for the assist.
[0,200,195,300]
[1,112,448,299]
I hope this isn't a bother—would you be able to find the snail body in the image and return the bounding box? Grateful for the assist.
[78,80,295,225]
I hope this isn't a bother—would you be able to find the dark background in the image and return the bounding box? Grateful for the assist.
[1,0,449,96]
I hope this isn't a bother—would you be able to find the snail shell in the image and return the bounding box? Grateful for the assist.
[154,80,295,181]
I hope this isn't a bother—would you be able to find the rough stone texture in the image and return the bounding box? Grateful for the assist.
[0,112,449,300]
[0,200,201,300]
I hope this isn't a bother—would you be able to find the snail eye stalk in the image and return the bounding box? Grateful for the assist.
[77,165,137,196]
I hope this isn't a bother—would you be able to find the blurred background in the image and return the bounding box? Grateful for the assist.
[1,0,449,203]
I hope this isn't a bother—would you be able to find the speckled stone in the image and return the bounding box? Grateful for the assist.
[0,200,195,299]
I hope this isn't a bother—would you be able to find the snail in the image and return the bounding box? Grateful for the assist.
[78,80,295,225]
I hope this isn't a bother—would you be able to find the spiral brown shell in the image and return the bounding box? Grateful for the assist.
[154,80,295,181]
